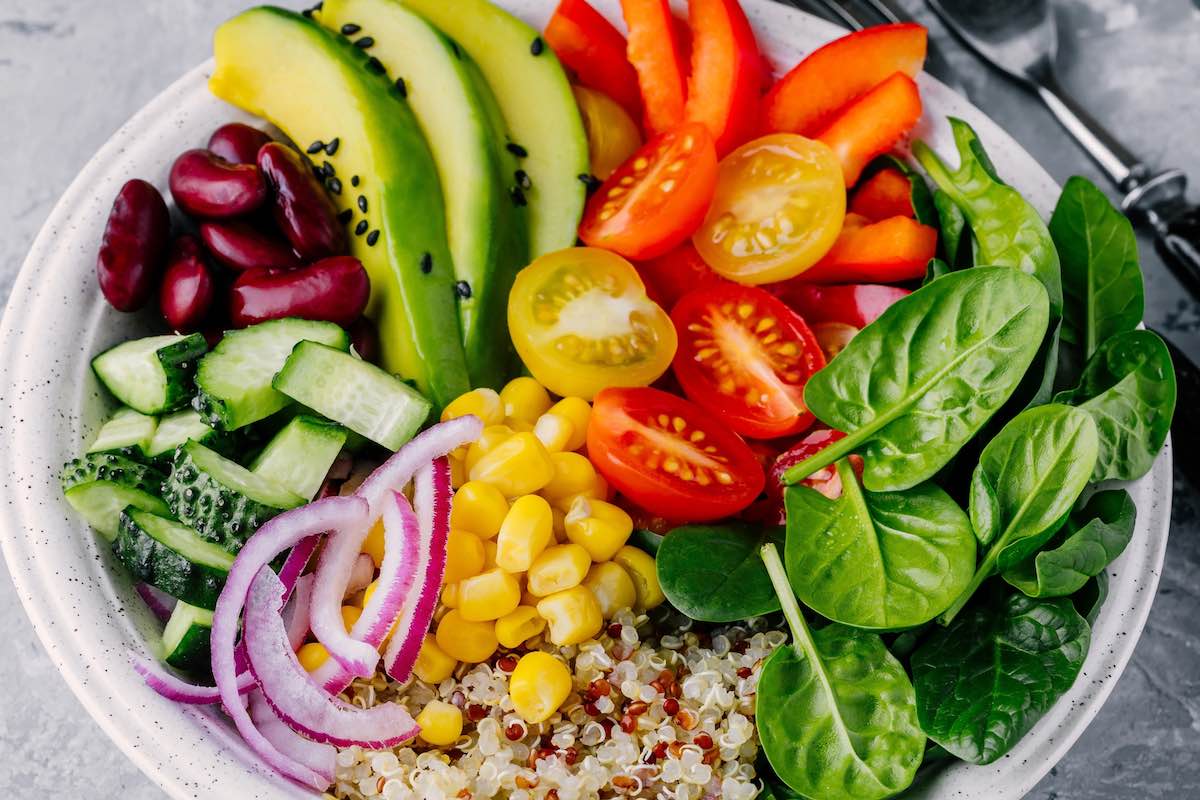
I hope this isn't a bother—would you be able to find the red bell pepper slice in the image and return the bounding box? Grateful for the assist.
[801,213,937,283]
[621,0,689,135]
[849,166,916,221]
[545,0,643,122]
[816,71,923,187]
[682,0,766,155]
[635,242,730,309]
[763,23,927,136]
[772,282,911,328]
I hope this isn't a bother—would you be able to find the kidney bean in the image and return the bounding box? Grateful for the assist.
[96,179,171,311]
[346,316,380,364]
[159,235,215,333]
[207,123,273,165]
[169,148,267,219]
[230,256,369,328]
[199,220,301,271]
[257,142,346,260]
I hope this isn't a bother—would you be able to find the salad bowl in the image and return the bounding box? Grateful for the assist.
[0,0,1172,798]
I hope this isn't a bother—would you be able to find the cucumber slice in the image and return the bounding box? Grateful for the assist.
[63,482,170,541]
[164,440,305,552]
[92,334,208,415]
[162,601,213,673]
[113,508,232,609]
[61,452,165,493]
[194,318,350,430]
[250,415,347,500]
[145,409,243,462]
[273,341,431,451]
[87,407,158,457]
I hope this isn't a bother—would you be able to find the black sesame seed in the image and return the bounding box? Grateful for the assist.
[420,252,432,274]
[510,186,528,207]
[307,140,325,154]
[302,7,313,17]
[357,195,368,213]
[366,56,385,74]
[506,142,528,158]
[321,160,335,177]
[327,177,343,194]
[515,169,531,190]
[324,137,340,155]
[530,36,545,56]
[311,164,326,180]
[341,23,361,35]
[366,229,380,246]
[578,173,602,194]
[337,208,354,225]
[355,219,369,236]
[351,175,360,187]
[355,36,375,49]
[395,77,407,98]
[455,280,473,299]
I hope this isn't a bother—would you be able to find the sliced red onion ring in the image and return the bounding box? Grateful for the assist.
[384,457,451,682]
[211,495,368,790]
[136,583,176,621]
[345,552,375,598]
[248,690,336,781]
[244,565,418,748]
[284,574,314,653]
[131,653,255,705]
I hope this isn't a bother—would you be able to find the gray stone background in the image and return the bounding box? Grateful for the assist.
[0,0,1197,797]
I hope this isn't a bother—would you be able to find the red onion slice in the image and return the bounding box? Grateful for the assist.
[345,552,375,598]
[248,690,336,781]
[244,565,418,748]
[136,583,176,621]
[131,653,255,705]
[284,574,314,653]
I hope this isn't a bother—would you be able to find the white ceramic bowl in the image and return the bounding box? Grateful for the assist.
[0,1,1172,798]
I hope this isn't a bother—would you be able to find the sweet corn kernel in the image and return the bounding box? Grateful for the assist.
[450,481,509,539]
[508,652,572,724]
[500,377,552,425]
[469,432,555,497]
[506,418,534,433]
[613,545,665,610]
[481,539,499,570]
[449,454,467,489]
[536,585,603,646]
[341,605,362,631]
[551,506,567,543]
[583,561,638,619]
[521,585,541,607]
[540,452,598,508]
[359,518,387,568]
[416,700,464,746]
[444,528,485,584]
[441,581,460,608]
[360,579,378,608]
[297,642,330,672]
[564,496,633,562]
[495,495,553,572]
[435,609,499,663]
[413,634,458,684]
[458,568,522,621]
[527,544,591,597]
[465,425,515,474]
[533,412,574,453]
[441,387,504,426]
[495,605,547,649]
[548,397,591,451]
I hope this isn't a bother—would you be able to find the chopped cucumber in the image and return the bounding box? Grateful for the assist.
[87,407,158,457]
[61,452,165,493]
[113,508,232,609]
[273,341,431,451]
[145,409,242,462]
[63,482,170,541]
[194,318,350,430]
[161,601,213,673]
[164,440,305,552]
[92,334,207,415]
[250,415,347,500]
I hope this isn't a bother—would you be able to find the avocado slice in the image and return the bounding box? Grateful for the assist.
[210,6,469,409]
[317,0,529,390]
[403,0,589,258]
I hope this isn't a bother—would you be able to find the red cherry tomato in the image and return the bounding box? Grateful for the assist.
[635,242,729,309]
[587,386,764,522]
[771,282,911,329]
[767,427,863,501]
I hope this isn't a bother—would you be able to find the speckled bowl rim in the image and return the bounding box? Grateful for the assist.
[0,1,1172,798]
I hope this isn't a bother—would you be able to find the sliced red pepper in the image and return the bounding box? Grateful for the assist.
[682,0,766,155]
[763,23,927,136]
[545,0,643,122]
[816,72,924,187]
[800,212,937,283]
[635,242,730,308]
[621,0,689,135]
[771,282,911,328]
[849,166,915,221]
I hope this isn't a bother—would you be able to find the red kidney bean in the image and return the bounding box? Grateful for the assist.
[159,235,214,333]
[230,256,369,328]
[96,179,171,312]
[207,123,273,165]
[199,220,301,271]
[346,316,380,364]
[169,148,267,219]
[257,142,346,260]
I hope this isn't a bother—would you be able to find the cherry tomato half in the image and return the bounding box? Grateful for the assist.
[588,386,764,521]
[767,427,863,501]
[574,85,643,181]
[671,284,826,439]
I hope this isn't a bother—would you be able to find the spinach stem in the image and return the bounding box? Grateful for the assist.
[782,434,857,485]
[760,543,817,659]
[938,546,1000,626]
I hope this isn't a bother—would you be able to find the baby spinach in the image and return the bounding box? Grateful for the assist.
[1054,329,1176,481]
[933,189,971,268]
[784,459,975,630]
[757,544,925,800]
[1003,489,1136,598]
[940,404,1098,625]
[656,523,783,622]
[784,267,1049,492]
[914,118,1063,317]
[875,154,939,227]
[912,593,1091,764]
[1074,572,1109,626]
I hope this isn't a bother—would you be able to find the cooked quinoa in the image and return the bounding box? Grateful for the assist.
[326,609,786,800]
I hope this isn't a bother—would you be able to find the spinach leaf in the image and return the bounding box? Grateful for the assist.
[1003,489,1136,598]
[629,528,664,556]
[915,119,1063,316]
[912,593,1091,764]
[784,459,976,629]
[877,154,939,227]
[1049,176,1144,363]
[922,257,952,286]
[933,189,971,267]
[757,544,925,800]
[785,267,1049,492]
[1054,329,1176,481]
[940,404,1098,624]
[656,523,783,622]
[1074,571,1109,626]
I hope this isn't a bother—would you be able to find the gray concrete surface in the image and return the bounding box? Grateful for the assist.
[1,0,1197,797]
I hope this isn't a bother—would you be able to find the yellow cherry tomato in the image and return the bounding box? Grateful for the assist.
[507,247,677,400]
[692,133,845,285]
[573,85,643,181]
